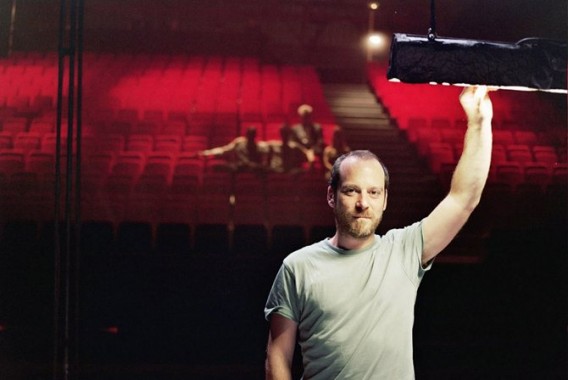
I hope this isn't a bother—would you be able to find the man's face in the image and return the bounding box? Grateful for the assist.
[301,111,313,125]
[328,157,388,239]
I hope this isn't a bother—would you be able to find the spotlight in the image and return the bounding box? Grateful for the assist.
[387,0,567,93]
[387,34,567,93]
[368,2,380,11]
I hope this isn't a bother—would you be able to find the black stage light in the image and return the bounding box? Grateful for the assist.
[387,34,567,93]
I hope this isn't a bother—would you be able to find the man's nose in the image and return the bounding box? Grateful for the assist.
[356,194,369,209]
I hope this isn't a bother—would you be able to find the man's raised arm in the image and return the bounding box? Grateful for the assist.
[422,86,494,265]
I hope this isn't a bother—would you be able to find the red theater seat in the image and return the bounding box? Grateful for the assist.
[174,153,203,175]
[182,136,208,153]
[232,172,266,225]
[550,163,568,185]
[132,120,161,135]
[154,134,182,152]
[126,134,154,152]
[162,120,187,136]
[523,163,551,190]
[115,108,139,125]
[13,132,42,152]
[430,118,452,130]
[415,128,441,157]
[26,151,55,174]
[265,172,302,227]
[0,150,25,175]
[143,153,175,179]
[494,162,524,189]
[83,152,115,176]
[506,144,533,164]
[440,128,464,145]
[492,130,514,146]
[513,130,538,146]
[196,172,232,225]
[428,142,456,173]
[1,118,28,134]
[29,119,55,134]
[110,152,146,178]
[0,132,12,149]
[532,146,559,165]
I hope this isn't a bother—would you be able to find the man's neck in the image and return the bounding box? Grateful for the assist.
[330,233,375,251]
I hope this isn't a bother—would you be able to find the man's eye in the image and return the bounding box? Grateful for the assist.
[369,189,381,197]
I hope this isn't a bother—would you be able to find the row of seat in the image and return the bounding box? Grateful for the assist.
[0,169,333,238]
[0,133,210,154]
[407,121,565,147]
[436,160,567,190]
[367,62,567,132]
[1,179,564,257]
[0,117,337,153]
[427,142,565,170]
[0,218,335,257]
[1,52,335,125]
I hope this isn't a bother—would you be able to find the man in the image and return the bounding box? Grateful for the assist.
[264,86,493,379]
[199,126,270,171]
[289,104,325,159]
[322,125,351,180]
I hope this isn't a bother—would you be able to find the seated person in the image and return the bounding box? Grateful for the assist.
[289,104,325,160]
[266,124,315,174]
[323,126,351,179]
[199,126,270,172]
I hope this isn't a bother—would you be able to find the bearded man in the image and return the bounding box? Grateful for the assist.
[264,86,494,380]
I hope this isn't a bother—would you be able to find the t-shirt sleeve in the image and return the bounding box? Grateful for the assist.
[398,220,431,287]
[264,263,300,322]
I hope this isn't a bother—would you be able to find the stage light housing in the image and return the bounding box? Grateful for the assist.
[387,33,567,93]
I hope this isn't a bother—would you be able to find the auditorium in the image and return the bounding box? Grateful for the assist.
[0,1,566,379]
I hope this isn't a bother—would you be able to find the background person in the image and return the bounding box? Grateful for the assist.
[199,126,270,172]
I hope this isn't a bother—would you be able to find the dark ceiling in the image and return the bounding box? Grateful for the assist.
[6,0,567,71]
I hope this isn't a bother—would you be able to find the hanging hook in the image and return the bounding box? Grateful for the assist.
[428,0,437,41]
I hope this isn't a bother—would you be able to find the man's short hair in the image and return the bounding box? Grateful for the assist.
[328,150,390,192]
[297,104,313,116]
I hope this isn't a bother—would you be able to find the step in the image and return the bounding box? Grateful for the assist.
[332,107,386,119]
[337,117,392,128]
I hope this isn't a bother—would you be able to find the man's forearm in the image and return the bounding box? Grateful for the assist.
[450,87,493,211]
[450,118,492,210]
[265,354,293,380]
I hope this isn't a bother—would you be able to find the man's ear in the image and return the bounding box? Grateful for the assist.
[327,186,335,208]
[383,189,388,211]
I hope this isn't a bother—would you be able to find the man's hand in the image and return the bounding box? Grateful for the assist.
[459,86,493,126]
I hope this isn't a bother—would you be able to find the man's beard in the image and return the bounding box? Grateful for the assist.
[335,207,382,239]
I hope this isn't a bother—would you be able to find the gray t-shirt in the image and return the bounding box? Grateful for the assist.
[264,221,430,379]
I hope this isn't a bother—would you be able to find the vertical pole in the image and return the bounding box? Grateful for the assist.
[8,0,16,55]
[53,0,83,378]
[366,8,375,62]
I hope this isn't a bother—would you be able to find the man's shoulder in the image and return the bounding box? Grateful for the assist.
[283,239,328,267]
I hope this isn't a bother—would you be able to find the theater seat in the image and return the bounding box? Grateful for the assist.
[270,224,305,257]
[194,223,230,255]
[79,220,116,255]
[116,221,153,254]
[155,222,192,255]
[232,224,269,256]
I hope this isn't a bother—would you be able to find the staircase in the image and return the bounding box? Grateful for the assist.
[323,84,440,230]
